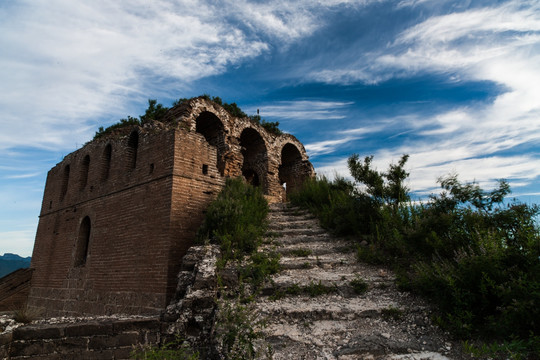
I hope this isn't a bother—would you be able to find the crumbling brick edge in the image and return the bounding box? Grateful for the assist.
[0,245,221,360]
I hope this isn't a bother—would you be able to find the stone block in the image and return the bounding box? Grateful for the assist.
[112,318,161,333]
[52,336,89,352]
[64,322,113,337]
[12,324,63,340]
[9,339,56,357]
[0,331,12,345]
[87,335,113,351]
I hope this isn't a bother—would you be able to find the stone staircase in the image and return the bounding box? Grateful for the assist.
[255,203,464,360]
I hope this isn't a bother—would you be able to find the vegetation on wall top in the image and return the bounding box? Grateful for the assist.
[93,95,282,140]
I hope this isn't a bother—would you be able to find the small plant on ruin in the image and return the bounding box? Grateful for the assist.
[214,300,271,360]
[349,276,368,295]
[131,336,199,360]
[12,306,41,324]
[381,306,404,321]
[94,99,169,139]
[288,248,312,257]
[248,115,282,136]
[304,280,336,297]
[240,251,281,289]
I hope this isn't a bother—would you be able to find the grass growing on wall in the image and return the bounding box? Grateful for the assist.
[290,154,540,359]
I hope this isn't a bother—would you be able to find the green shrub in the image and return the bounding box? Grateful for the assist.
[381,306,404,321]
[349,276,368,294]
[289,176,375,236]
[240,251,281,287]
[249,115,282,135]
[197,178,269,260]
[304,280,336,297]
[288,248,312,257]
[214,300,269,360]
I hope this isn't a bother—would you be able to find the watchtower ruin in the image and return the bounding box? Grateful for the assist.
[27,97,314,316]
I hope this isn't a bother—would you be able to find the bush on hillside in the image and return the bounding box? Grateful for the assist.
[290,154,540,358]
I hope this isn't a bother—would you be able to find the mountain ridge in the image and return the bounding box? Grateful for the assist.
[0,253,31,278]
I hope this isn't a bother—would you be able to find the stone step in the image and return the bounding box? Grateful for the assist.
[264,319,451,360]
[276,252,358,269]
[260,276,394,298]
[269,204,307,213]
[265,331,444,360]
[268,211,310,218]
[263,234,334,246]
[262,240,355,256]
[267,213,316,223]
[267,218,320,231]
[270,227,327,237]
[256,203,458,360]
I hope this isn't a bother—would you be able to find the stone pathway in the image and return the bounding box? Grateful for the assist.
[254,203,466,360]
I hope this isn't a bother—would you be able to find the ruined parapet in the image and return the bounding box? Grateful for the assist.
[162,245,221,355]
[27,97,314,317]
[0,269,33,312]
[167,97,314,202]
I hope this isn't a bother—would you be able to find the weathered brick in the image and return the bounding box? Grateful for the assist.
[9,339,56,357]
[0,331,12,345]
[12,324,63,340]
[64,322,113,337]
[112,319,161,333]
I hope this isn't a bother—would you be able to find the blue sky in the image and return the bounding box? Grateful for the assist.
[1,0,540,256]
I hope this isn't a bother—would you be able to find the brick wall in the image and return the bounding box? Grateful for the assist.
[0,318,163,359]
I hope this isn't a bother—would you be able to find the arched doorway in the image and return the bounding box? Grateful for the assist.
[195,111,226,175]
[239,128,267,191]
[279,143,305,197]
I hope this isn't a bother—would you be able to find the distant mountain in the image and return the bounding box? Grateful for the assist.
[0,253,31,278]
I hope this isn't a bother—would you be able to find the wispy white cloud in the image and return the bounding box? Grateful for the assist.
[309,1,540,194]
[0,0,365,152]
[3,172,42,180]
[252,100,353,120]
[305,136,359,157]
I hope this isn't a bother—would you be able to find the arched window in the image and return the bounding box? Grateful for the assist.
[74,216,91,267]
[239,128,267,191]
[80,155,90,190]
[101,144,112,181]
[195,111,226,175]
[127,131,139,170]
[60,165,70,201]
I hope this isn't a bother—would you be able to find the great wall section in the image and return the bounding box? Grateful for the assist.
[0,204,464,359]
[0,97,465,359]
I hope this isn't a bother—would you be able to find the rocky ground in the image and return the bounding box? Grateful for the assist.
[254,203,468,360]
